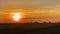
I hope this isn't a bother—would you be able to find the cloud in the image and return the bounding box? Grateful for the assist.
[0,0,60,10]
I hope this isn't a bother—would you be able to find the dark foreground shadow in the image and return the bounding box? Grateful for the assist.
[0,23,60,34]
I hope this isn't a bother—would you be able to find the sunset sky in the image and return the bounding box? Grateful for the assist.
[0,0,60,23]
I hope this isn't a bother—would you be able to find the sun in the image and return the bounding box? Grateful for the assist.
[13,13,22,21]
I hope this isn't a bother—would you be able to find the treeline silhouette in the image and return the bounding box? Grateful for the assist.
[22,21,60,24]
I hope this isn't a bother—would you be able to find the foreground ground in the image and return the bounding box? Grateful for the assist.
[0,23,60,34]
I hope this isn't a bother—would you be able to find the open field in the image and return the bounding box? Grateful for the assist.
[0,23,60,34]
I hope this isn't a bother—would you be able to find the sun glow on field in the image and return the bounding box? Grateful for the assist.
[13,13,22,21]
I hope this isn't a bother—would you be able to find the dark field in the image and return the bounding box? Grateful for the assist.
[0,23,60,34]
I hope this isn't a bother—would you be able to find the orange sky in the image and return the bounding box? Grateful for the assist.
[0,0,60,23]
